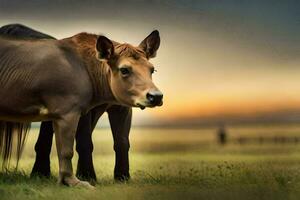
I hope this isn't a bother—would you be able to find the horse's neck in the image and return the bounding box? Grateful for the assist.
[63,34,117,105]
[87,60,116,104]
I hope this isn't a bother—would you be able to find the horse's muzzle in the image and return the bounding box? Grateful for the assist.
[146,91,163,106]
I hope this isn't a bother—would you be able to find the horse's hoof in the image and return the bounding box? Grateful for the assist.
[114,174,130,182]
[30,164,51,178]
[59,176,95,189]
[75,181,95,189]
[30,171,51,179]
[76,173,97,186]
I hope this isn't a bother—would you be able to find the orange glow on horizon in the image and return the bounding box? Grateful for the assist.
[149,96,300,120]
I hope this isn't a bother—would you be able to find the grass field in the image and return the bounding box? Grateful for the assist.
[2,125,300,200]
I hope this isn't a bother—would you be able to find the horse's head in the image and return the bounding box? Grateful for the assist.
[96,30,163,109]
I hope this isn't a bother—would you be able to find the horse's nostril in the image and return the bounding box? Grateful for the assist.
[146,93,155,103]
[146,91,163,106]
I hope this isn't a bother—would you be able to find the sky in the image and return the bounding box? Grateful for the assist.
[0,0,300,126]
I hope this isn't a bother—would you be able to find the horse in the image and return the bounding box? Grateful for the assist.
[0,28,162,188]
[0,24,133,183]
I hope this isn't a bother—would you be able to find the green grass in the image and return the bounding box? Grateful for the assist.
[2,126,300,200]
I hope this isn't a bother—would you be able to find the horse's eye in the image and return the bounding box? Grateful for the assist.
[120,68,130,76]
[151,68,157,74]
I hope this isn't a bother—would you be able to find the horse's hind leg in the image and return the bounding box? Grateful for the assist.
[108,106,132,181]
[75,112,97,183]
[31,121,53,178]
[76,105,107,183]
[53,112,93,188]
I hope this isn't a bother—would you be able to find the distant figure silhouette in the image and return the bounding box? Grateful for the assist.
[217,124,227,145]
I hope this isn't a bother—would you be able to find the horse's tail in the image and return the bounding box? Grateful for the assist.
[0,121,31,169]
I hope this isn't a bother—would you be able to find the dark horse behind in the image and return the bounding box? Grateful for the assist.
[0,24,162,187]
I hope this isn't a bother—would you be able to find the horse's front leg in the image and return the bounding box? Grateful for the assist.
[31,121,54,178]
[53,112,92,188]
[107,105,132,181]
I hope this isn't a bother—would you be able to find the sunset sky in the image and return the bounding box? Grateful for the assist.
[0,0,300,126]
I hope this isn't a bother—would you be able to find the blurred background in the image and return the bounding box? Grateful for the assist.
[1,0,300,129]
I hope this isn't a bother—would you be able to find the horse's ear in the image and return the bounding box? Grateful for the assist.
[139,30,160,59]
[96,35,114,60]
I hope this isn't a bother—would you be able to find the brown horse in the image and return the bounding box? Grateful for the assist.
[0,24,133,182]
[0,30,162,187]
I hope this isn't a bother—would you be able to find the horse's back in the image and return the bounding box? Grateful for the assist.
[0,37,92,120]
[0,24,56,40]
[0,37,65,86]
